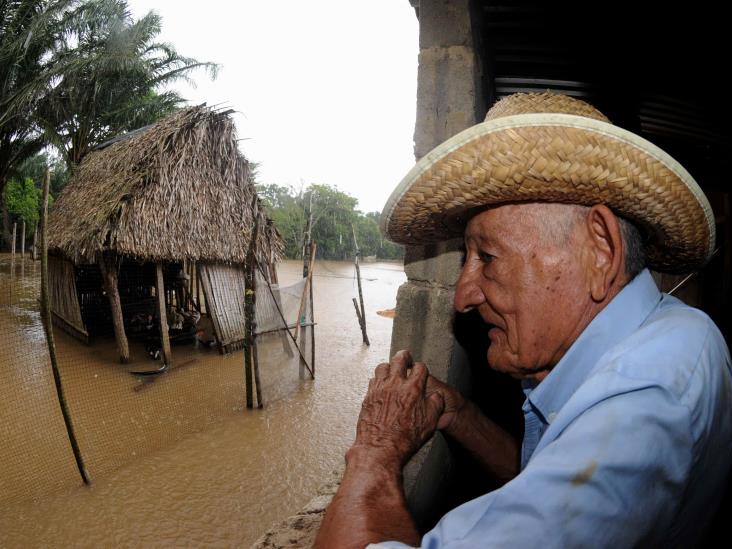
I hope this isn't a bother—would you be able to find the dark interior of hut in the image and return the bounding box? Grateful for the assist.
[432,1,732,541]
[75,261,211,355]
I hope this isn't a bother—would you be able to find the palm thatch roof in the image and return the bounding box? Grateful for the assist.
[49,106,283,265]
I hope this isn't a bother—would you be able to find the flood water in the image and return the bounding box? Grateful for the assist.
[0,253,405,547]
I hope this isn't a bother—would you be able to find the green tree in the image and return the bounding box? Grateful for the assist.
[36,0,219,169]
[306,184,359,260]
[257,183,404,261]
[16,152,69,196]
[3,177,40,233]
[0,0,77,200]
[1,0,216,248]
[257,183,307,258]
[363,211,404,260]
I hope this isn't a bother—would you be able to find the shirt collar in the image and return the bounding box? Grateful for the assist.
[523,269,662,424]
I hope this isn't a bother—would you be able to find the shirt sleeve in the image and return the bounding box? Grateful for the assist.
[374,372,694,549]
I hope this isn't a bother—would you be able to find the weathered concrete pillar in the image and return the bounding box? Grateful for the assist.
[390,0,485,530]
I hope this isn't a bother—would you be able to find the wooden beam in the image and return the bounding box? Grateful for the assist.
[98,253,130,364]
[155,263,172,367]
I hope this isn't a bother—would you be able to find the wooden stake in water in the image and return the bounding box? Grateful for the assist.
[40,167,89,485]
[99,253,130,364]
[32,223,38,261]
[244,195,262,408]
[155,263,172,367]
[351,225,370,346]
[11,222,16,258]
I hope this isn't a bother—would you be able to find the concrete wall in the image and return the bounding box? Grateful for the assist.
[394,0,484,530]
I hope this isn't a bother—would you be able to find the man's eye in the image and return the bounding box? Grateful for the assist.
[478,251,494,263]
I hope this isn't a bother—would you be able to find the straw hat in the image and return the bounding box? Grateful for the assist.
[381,92,715,273]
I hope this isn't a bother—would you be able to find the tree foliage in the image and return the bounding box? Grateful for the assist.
[1,0,216,248]
[3,177,40,232]
[0,0,75,197]
[35,0,219,168]
[257,183,404,261]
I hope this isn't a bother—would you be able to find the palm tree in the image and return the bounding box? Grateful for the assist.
[0,0,77,243]
[36,0,219,168]
[0,0,217,245]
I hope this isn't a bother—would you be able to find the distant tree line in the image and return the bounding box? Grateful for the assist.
[1,0,217,250]
[257,183,404,261]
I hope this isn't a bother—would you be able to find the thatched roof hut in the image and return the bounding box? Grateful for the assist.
[49,106,282,266]
[48,106,284,363]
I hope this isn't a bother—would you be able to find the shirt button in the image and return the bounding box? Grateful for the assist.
[547,412,557,423]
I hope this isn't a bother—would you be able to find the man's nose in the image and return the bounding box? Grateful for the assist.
[454,266,485,313]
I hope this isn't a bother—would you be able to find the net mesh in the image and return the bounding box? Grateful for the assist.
[0,252,312,505]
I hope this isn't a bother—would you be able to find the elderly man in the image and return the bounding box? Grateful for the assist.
[315,93,732,548]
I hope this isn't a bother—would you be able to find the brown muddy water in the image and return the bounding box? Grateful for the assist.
[0,253,405,547]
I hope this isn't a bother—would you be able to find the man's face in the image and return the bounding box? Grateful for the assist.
[454,203,592,380]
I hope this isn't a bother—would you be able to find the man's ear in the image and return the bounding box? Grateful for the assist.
[582,205,625,302]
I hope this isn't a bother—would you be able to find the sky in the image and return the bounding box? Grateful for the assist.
[126,0,419,214]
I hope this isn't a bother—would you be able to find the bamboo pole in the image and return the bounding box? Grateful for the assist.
[196,261,202,312]
[40,168,89,485]
[155,263,172,366]
[244,196,261,409]
[99,253,130,364]
[11,222,16,258]
[309,251,315,378]
[294,243,316,343]
[352,225,370,345]
[32,222,38,261]
[20,220,25,258]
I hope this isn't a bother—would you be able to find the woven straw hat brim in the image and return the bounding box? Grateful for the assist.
[381,113,715,273]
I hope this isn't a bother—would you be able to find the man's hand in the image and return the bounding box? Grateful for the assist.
[426,374,467,433]
[352,350,445,468]
[315,350,442,548]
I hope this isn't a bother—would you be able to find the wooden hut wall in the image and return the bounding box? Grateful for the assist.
[199,263,248,352]
[49,256,89,343]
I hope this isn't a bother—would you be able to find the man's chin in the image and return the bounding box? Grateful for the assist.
[487,349,550,380]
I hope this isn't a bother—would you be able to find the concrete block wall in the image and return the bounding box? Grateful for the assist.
[394,0,483,527]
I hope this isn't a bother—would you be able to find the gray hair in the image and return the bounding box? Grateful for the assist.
[617,216,647,280]
[538,204,647,281]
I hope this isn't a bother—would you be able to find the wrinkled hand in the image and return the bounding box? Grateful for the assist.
[426,375,467,433]
[353,350,444,468]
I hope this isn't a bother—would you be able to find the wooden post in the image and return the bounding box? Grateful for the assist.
[155,263,172,367]
[32,223,38,261]
[20,220,25,258]
[303,191,313,275]
[269,245,279,284]
[294,243,316,343]
[309,249,315,378]
[99,253,130,364]
[11,222,16,258]
[244,196,262,408]
[352,225,370,345]
[40,167,89,484]
[196,261,202,312]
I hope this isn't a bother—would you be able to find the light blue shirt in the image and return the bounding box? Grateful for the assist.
[370,270,732,548]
